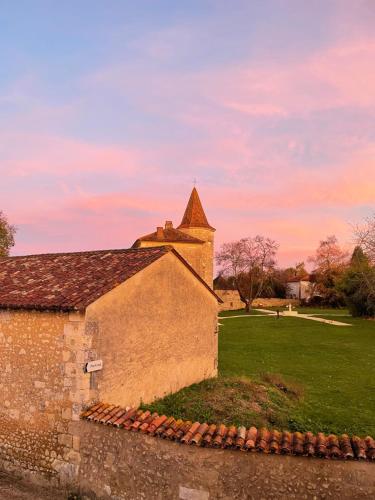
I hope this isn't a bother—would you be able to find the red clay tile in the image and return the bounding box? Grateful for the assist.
[202,424,217,447]
[281,431,292,455]
[293,432,304,455]
[327,434,341,459]
[340,434,354,459]
[181,421,200,444]
[191,423,209,446]
[244,427,257,451]
[304,432,316,457]
[235,426,246,450]
[213,424,227,448]
[256,428,270,453]
[173,421,192,441]
[269,430,281,454]
[316,433,328,458]
[365,436,375,460]
[352,436,367,460]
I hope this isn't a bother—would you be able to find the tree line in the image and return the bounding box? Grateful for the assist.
[215,214,375,317]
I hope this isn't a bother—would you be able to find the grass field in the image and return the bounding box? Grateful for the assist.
[146,311,375,437]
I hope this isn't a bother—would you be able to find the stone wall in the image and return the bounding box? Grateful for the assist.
[0,309,93,484]
[252,298,300,308]
[216,293,300,312]
[86,251,218,408]
[216,290,244,311]
[75,421,375,499]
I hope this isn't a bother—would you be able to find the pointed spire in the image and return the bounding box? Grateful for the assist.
[178,187,215,230]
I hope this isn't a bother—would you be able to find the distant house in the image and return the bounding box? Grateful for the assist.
[0,246,220,477]
[286,276,313,301]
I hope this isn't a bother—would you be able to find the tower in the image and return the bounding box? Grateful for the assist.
[133,187,215,287]
[177,187,215,287]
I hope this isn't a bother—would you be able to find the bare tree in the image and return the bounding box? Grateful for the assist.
[216,236,279,311]
[0,211,16,257]
[353,213,375,263]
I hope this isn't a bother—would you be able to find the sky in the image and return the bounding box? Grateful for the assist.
[1,0,374,268]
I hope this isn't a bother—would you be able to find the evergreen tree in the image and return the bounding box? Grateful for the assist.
[339,246,375,317]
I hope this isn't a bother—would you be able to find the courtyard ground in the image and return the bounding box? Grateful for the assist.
[146,310,375,436]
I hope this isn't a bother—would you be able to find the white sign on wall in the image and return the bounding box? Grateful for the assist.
[85,359,103,373]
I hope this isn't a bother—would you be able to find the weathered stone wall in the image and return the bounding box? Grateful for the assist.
[75,421,375,499]
[216,290,244,311]
[216,293,300,312]
[0,309,92,482]
[252,298,300,308]
[85,251,218,408]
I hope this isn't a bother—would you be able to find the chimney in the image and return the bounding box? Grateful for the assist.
[165,220,173,229]
[156,226,164,240]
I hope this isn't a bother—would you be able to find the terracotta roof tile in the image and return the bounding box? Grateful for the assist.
[178,188,215,230]
[0,247,170,311]
[81,403,375,463]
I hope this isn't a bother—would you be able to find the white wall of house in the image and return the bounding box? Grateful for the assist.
[286,281,312,300]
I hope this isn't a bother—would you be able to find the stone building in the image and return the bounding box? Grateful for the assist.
[133,187,215,287]
[0,246,220,478]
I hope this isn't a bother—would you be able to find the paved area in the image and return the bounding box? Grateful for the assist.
[0,472,64,500]
[220,309,352,326]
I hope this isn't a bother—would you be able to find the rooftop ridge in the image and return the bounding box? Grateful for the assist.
[81,403,375,462]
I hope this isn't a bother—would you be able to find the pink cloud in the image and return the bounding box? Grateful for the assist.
[0,132,143,178]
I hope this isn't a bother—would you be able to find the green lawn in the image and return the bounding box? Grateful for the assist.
[147,312,375,437]
[219,314,375,436]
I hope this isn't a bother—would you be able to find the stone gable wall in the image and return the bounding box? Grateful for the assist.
[85,251,218,408]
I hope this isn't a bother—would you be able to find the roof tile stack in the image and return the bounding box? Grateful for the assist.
[81,403,375,462]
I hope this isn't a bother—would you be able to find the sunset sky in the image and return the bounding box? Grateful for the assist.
[1,1,374,267]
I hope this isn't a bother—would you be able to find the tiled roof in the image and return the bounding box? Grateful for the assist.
[0,246,221,311]
[81,403,375,462]
[178,187,215,230]
[133,227,204,246]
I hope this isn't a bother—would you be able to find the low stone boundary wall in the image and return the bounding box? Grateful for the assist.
[76,421,375,499]
[216,292,300,312]
[252,298,299,308]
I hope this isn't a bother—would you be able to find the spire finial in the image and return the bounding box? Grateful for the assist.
[193,178,197,187]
